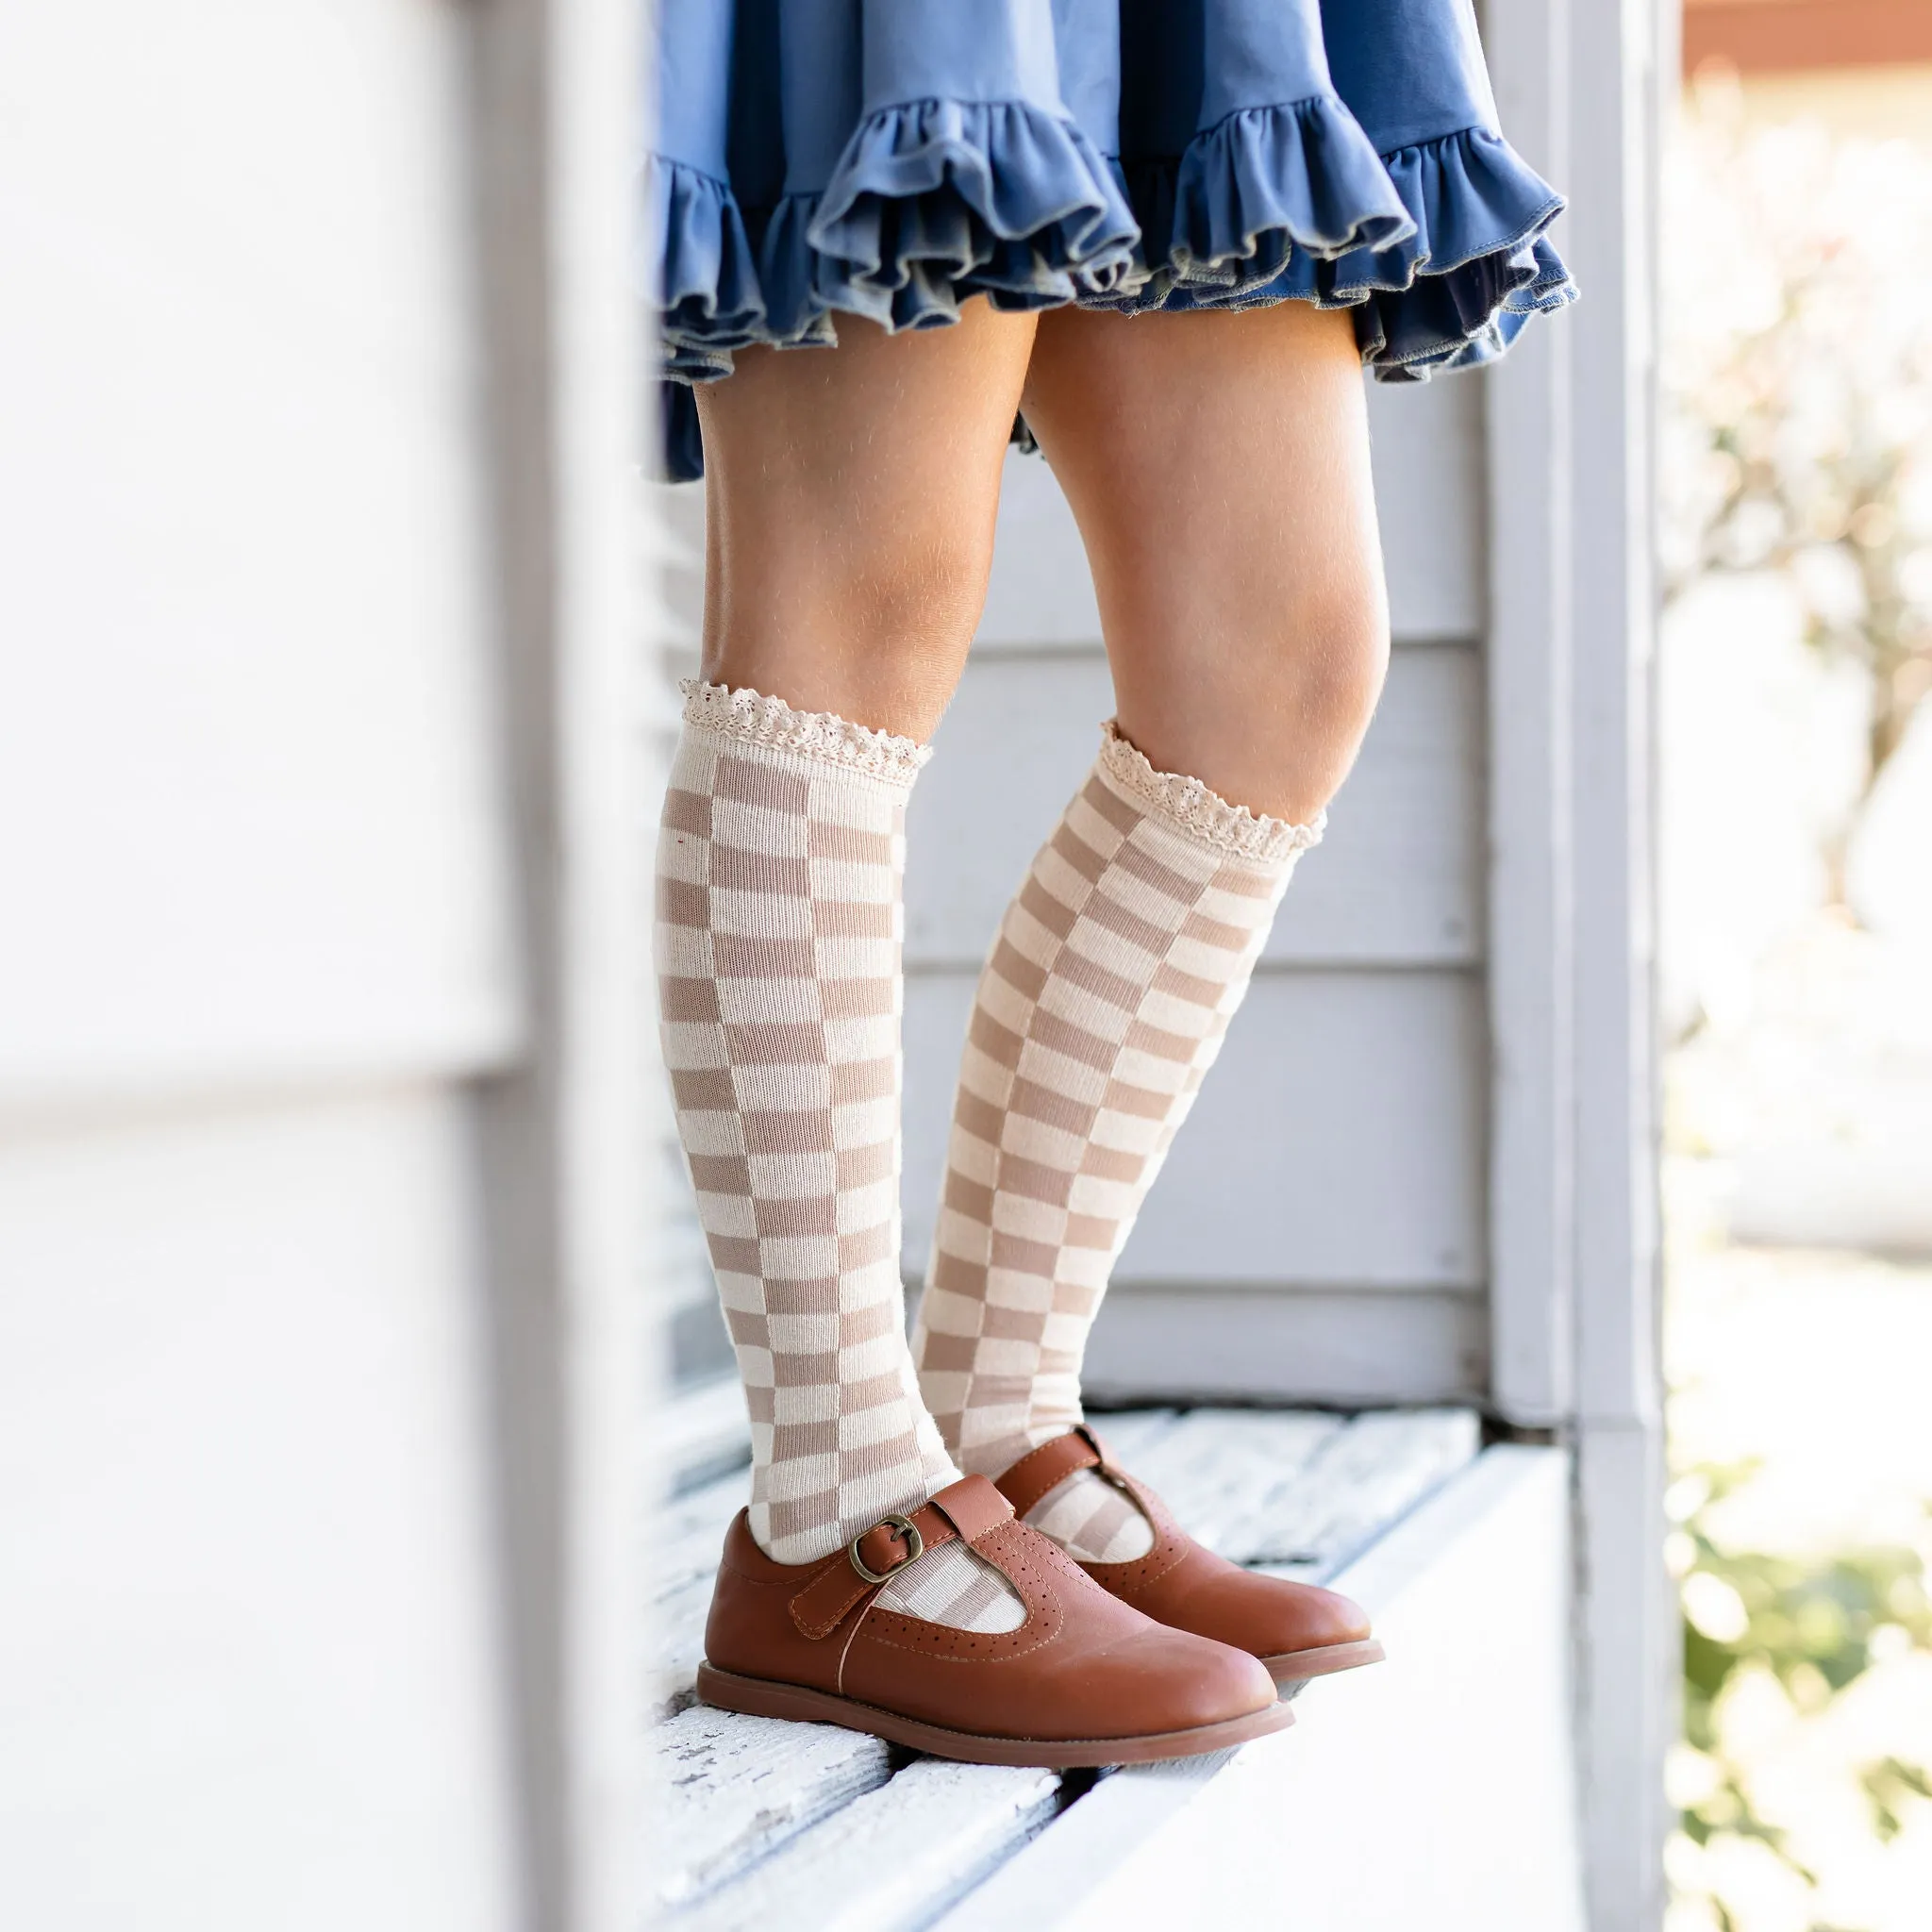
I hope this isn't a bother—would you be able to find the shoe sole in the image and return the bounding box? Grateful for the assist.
[694,1662,1295,1767]
[1263,1640,1387,1698]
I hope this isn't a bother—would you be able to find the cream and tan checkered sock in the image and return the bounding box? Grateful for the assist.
[656,680,1022,1633]
[912,721,1322,1562]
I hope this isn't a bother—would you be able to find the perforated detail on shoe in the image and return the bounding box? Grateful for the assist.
[874,1540,1024,1634]
[859,1523,1081,1659]
[1026,1467,1157,1562]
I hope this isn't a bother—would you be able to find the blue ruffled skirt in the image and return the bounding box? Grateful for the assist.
[645,0,1576,480]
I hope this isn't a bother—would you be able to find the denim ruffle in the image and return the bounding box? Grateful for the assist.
[662,96,1140,373]
[643,153,765,382]
[644,0,1579,478]
[803,97,1140,325]
[1112,96,1414,311]
[1362,230,1576,377]
[1332,126,1578,375]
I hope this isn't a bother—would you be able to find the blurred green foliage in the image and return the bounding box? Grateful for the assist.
[1674,1462,1932,1929]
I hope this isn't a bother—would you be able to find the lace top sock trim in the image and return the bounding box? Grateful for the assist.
[681,677,932,784]
[1097,719,1324,864]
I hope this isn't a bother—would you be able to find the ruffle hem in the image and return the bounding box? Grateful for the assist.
[648,94,1575,478]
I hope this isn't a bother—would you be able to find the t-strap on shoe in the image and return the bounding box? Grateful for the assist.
[696,1474,1294,1765]
[995,1428,1386,1695]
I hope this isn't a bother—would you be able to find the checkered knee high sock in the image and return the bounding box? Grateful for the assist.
[656,681,1022,1632]
[912,722,1322,1562]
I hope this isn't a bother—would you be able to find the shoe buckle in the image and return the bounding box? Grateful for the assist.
[847,1512,924,1585]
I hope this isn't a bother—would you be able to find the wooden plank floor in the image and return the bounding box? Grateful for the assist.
[651,1391,1478,1929]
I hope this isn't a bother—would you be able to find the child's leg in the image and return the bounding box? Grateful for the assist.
[661,304,1036,1627]
[1021,303,1390,824]
[912,304,1390,1558]
[693,302,1037,740]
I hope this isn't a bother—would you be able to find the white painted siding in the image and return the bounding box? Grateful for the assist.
[0,45,524,1919]
[907,642,1483,970]
[0,1091,520,1932]
[1081,1286,1488,1407]
[904,970,1487,1291]
[0,7,652,1931]
[0,2,516,1109]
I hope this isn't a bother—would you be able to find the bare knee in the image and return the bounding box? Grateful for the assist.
[1108,548,1390,824]
[1207,582,1389,822]
[1271,578,1391,769]
[703,496,997,741]
[841,525,995,663]
[691,307,1031,740]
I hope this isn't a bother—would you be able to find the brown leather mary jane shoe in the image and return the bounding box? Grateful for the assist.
[994,1428,1387,1696]
[696,1473,1291,1766]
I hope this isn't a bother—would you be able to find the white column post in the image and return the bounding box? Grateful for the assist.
[1485,0,1670,1920]
[1565,0,1670,1924]
[1484,0,1578,1429]
[470,3,656,1928]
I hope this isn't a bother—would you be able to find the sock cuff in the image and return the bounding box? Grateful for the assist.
[681,679,931,788]
[1096,720,1325,865]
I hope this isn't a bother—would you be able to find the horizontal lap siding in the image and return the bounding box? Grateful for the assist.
[0,12,530,1928]
[904,970,1487,1290]
[1081,1287,1489,1407]
[0,1090,521,1931]
[0,3,515,1111]
[903,382,1490,1399]
[907,643,1483,969]
[654,368,1490,1401]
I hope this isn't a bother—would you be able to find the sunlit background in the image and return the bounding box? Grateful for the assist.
[1661,8,1932,1928]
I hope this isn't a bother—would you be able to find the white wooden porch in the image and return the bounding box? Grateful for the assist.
[651,1392,1582,1932]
